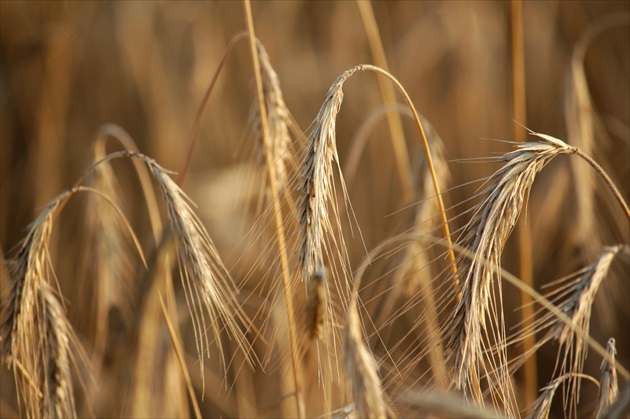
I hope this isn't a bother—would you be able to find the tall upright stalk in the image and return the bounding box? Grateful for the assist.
[510,0,537,406]
[243,1,304,417]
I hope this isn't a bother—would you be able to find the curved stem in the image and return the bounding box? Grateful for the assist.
[575,148,630,220]
[354,64,459,285]
[177,32,249,187]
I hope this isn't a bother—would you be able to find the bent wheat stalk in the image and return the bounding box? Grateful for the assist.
[445,130,628,412]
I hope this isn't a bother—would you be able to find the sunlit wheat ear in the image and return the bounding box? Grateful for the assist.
[548,245,621,416]
[594,338,618,418]
[0,191,78,418]
[444,133,577,408]
[306,265,327,341]
[37,283,78,418]
[247,39,297,204]
[294,67,360,386]
[145,157,254,378]
[296,66,360,285]
[345,293,387,419]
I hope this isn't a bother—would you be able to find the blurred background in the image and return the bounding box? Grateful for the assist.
[1,1,628,417]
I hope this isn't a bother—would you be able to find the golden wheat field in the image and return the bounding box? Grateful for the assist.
[1,1,629,418]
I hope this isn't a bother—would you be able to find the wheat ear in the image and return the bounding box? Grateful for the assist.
[248,39,296,201]
[445,133,578,411]
[505,245,622,416]
[1,186,137,418]
[594,337,619,418]
[548,245,621,416]
[82,150,255,385]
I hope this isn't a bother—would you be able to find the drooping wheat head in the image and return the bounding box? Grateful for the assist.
[1,191,79,418]
[547,245,621,416]
[296,66,360,287]
[444,132,577,412]
[146,156,254,377]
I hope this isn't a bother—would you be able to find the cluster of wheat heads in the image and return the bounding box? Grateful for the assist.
[2,3,629,419]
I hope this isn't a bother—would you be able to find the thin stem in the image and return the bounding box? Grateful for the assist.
[355,65,459,284]
[243,1,304,418]
[177,32,249,187]
[575,148,630,220]
[510,0,537,406]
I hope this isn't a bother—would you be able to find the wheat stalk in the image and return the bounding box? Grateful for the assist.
[1,191,74,418]
[147,158,254,376]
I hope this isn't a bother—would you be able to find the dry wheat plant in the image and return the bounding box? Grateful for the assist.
[1,1,629,418]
